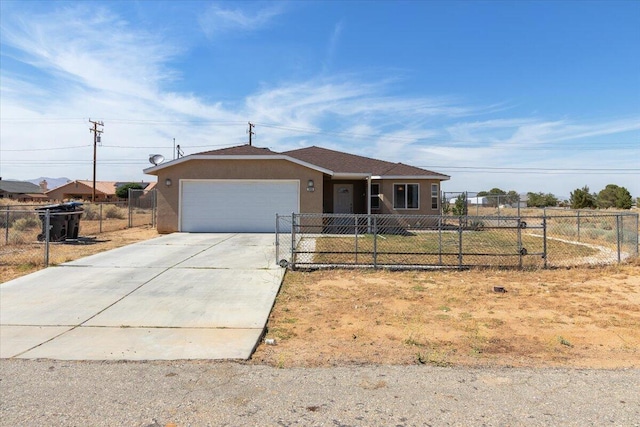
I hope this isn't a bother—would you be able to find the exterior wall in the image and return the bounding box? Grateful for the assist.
[322,178,443,216]
[154,159,324,233]
[376,179,441,216]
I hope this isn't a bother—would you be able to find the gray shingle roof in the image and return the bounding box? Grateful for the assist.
[197,145,280,156]
[0,180,42,194]
[189,144,449,179]
[283,146,449,178]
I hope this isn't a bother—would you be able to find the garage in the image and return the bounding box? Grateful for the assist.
[180,180,300,232]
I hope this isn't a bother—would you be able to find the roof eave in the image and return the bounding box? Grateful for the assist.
[372,175,450,181]
[144,154,334,176]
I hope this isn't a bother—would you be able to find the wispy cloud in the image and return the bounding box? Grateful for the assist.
[323,20,344,73]
[198,2,286,39]
[1,5,178,100]
[1,3,637,196]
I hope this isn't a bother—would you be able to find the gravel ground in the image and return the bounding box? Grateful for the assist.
[1,360,638,426]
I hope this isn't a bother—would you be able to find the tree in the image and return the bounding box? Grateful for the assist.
[477,188,519,207]
[116,183,144,199]
[597,184,632,209]
[452,193,467,216]
[526,192,558,208]
[570,186,596,209]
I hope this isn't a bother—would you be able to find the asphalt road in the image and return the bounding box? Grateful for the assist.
[1,360,638,426]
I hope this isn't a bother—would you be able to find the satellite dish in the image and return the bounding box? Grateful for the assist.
[149,154,165,166]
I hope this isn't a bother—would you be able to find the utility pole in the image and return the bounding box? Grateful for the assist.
[248,122,255,146]
[89,119,104,202]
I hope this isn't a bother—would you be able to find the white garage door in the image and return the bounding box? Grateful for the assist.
[180,180,299,232]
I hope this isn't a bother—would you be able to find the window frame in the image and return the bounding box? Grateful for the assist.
[431,183,439,210]
[393,183,420,210]
[370,183,381,210]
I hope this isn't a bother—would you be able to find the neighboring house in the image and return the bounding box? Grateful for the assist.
[0,179,49,202]
[45,180,120,202]
[144,144,450,233]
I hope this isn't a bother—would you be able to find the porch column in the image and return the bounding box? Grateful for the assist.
[366,175,371,215]
[366,175,372,233]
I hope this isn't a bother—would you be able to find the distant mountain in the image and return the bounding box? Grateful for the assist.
[27,177,71,191]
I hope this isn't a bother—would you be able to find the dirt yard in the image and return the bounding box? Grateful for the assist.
[253,260,640,369]
[3,226,638,369]
[0,226,159,282]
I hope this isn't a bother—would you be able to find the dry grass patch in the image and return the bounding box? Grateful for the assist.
[1,226,159,282]
[253,258,640,368]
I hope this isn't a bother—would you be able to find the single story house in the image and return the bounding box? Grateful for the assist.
[46,180,156,202]
[0,179,48,202]
[46,180,120,202]
[144,144,450,233]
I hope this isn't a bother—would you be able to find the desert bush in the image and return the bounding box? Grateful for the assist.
[104,204,126,219]
[0,208,35,228]
[7,232,29,245]
[81,204,100,220]
[12,217,40,231]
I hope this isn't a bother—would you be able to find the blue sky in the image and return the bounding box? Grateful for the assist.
[1,0,638,198]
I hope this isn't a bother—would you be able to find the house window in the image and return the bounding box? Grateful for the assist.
[370,183,380,210]
[393,184,419,209]
[431,183,439,209]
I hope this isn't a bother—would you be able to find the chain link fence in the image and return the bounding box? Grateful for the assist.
[0,190,156,271]
[276,211,638,270]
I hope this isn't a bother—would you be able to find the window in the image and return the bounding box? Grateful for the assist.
[393,184,419,209]
[370,183,380,210]
[431,183,439,209]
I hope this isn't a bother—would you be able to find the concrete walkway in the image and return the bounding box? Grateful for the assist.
[0,233,285,361]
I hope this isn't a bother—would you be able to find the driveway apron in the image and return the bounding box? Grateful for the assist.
[0,233,285,360]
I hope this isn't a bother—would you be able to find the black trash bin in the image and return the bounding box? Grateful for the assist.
[36,202,84,242]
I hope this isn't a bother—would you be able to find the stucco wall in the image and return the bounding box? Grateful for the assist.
[322,179,442,216]
[376,179,441,215]
[153,159,324,233]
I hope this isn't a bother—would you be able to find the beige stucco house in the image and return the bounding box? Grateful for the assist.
[144,145,450,233]
[46,180,120,202]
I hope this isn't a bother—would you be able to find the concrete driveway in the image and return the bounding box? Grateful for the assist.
[0,233,285,361]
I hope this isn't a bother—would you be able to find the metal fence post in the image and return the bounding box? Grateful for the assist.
[458,216,463,269]
[636,213,640,257]
[577,211,581,242]
[616,214,621,264]
[44,210,50,267]
[438,215,443,265]
[290,212,296,268]
[543,216,548,268]
[373,216,378,269]
[354,214,359,265]
[517,217,523,269]
[128,188,133,228]
[4,208,9,244]
[99,204,103,233]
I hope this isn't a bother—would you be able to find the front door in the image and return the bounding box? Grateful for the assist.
[334,184,353,213]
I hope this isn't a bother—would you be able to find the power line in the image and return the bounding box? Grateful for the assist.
[1,145,92,151]
[417,165,639,171]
